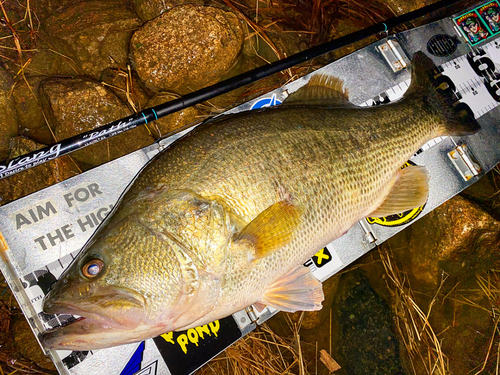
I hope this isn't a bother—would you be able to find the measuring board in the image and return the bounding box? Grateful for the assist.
[1,1,500,374]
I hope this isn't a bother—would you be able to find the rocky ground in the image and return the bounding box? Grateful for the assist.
[0,0,497,374]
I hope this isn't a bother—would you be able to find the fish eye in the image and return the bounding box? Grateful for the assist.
[81,259,104,278]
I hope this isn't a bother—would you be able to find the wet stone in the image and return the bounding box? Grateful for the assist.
[146,92,200,139]
[434,297,494,375]
[130,0,206,22]
[403,195,500,289]
[101,67,151,112]
[24,31,82,77]
[28,0,89,22]
[130,5,244,93]
[337,270,403,375]
[43,0,142,78]
[40,78,154,166]
[0,67,19,161]
[384,0,427,15]
[13,317,57,371]
[12,76,55,146]
[0,137,79,206]
[460,168,500,221]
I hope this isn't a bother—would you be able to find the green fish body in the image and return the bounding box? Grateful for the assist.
[42,52,479,350]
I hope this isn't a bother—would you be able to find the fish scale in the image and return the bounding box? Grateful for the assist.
[135,102,441,315]
[106,219,182,316]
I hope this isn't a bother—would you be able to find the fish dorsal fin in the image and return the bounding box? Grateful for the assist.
[234,201,301,259]
[368,165,429,218]
[282,74,351,107]
[258,266,324,312]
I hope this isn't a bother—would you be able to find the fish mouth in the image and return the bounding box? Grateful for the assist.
[41,288,149,350]
[41,302,148,350]
[41,315,135,350]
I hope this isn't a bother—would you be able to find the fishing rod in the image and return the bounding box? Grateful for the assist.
[0,0,466,180]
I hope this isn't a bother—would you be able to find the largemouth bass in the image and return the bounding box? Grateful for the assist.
[42,52,479,350]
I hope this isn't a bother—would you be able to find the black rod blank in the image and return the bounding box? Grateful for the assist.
[0,0,465,180]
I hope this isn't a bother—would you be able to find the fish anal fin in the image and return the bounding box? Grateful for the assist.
[234,201,301,259]
[369,165,429,218]
[282,74,352,107]
[258,266,324,313]
[253,302,267,313]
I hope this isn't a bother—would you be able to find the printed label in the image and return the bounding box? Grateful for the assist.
[119,342,158,375]
[32,204,113,251]
[305,247,333,269]
[62,183,103,208]
[455,11,491,45]
[8,182,113,251]
[305,246,343,280]
[153,316,241,375]
[454,1,500,46]
[478,1,500,34]
[13,200,58,230]
[250,94,282,110]
[0,144,62,178]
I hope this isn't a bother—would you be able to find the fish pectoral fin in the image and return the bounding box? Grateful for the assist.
[234,201,302,259]
[282,74,353,107]
[368,165,429,218]
[258,266,324,313]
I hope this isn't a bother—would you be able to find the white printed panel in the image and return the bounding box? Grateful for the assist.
[306,246,343,282]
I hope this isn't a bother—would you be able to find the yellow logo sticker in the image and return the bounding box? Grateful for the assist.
[160,320,220,354]
[314,248,330,265]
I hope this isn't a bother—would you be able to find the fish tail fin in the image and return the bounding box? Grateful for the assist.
[407,51,481,136]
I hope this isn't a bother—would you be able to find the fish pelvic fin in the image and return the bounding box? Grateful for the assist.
[282,74,353,107]
[258,265,324,312]
[234,201,302,259]
[407,51,480,136]
[368,165,429,218]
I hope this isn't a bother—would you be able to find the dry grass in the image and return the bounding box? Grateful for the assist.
[491,166,500,210]
[0,285,54,375]
[457,271,500,374]
[1,0,54,146]
[101,66,143,113]
[0,0,83,175]
[0,0,38,67]
[196,322,308,375]
[0,351,54,375]
[197,325,300,375]
[212,0,397,107]
[196,312,342,375]
[380,249,449,375]
[379,246,500,375]
[235,0,395,45]
[0,0,79,146]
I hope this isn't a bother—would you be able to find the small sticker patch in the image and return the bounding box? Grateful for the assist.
[250,94,282,110]
[153,317,241,375]
[312,247,332,268]
[454,2,500,46]
[478,1,500,34]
